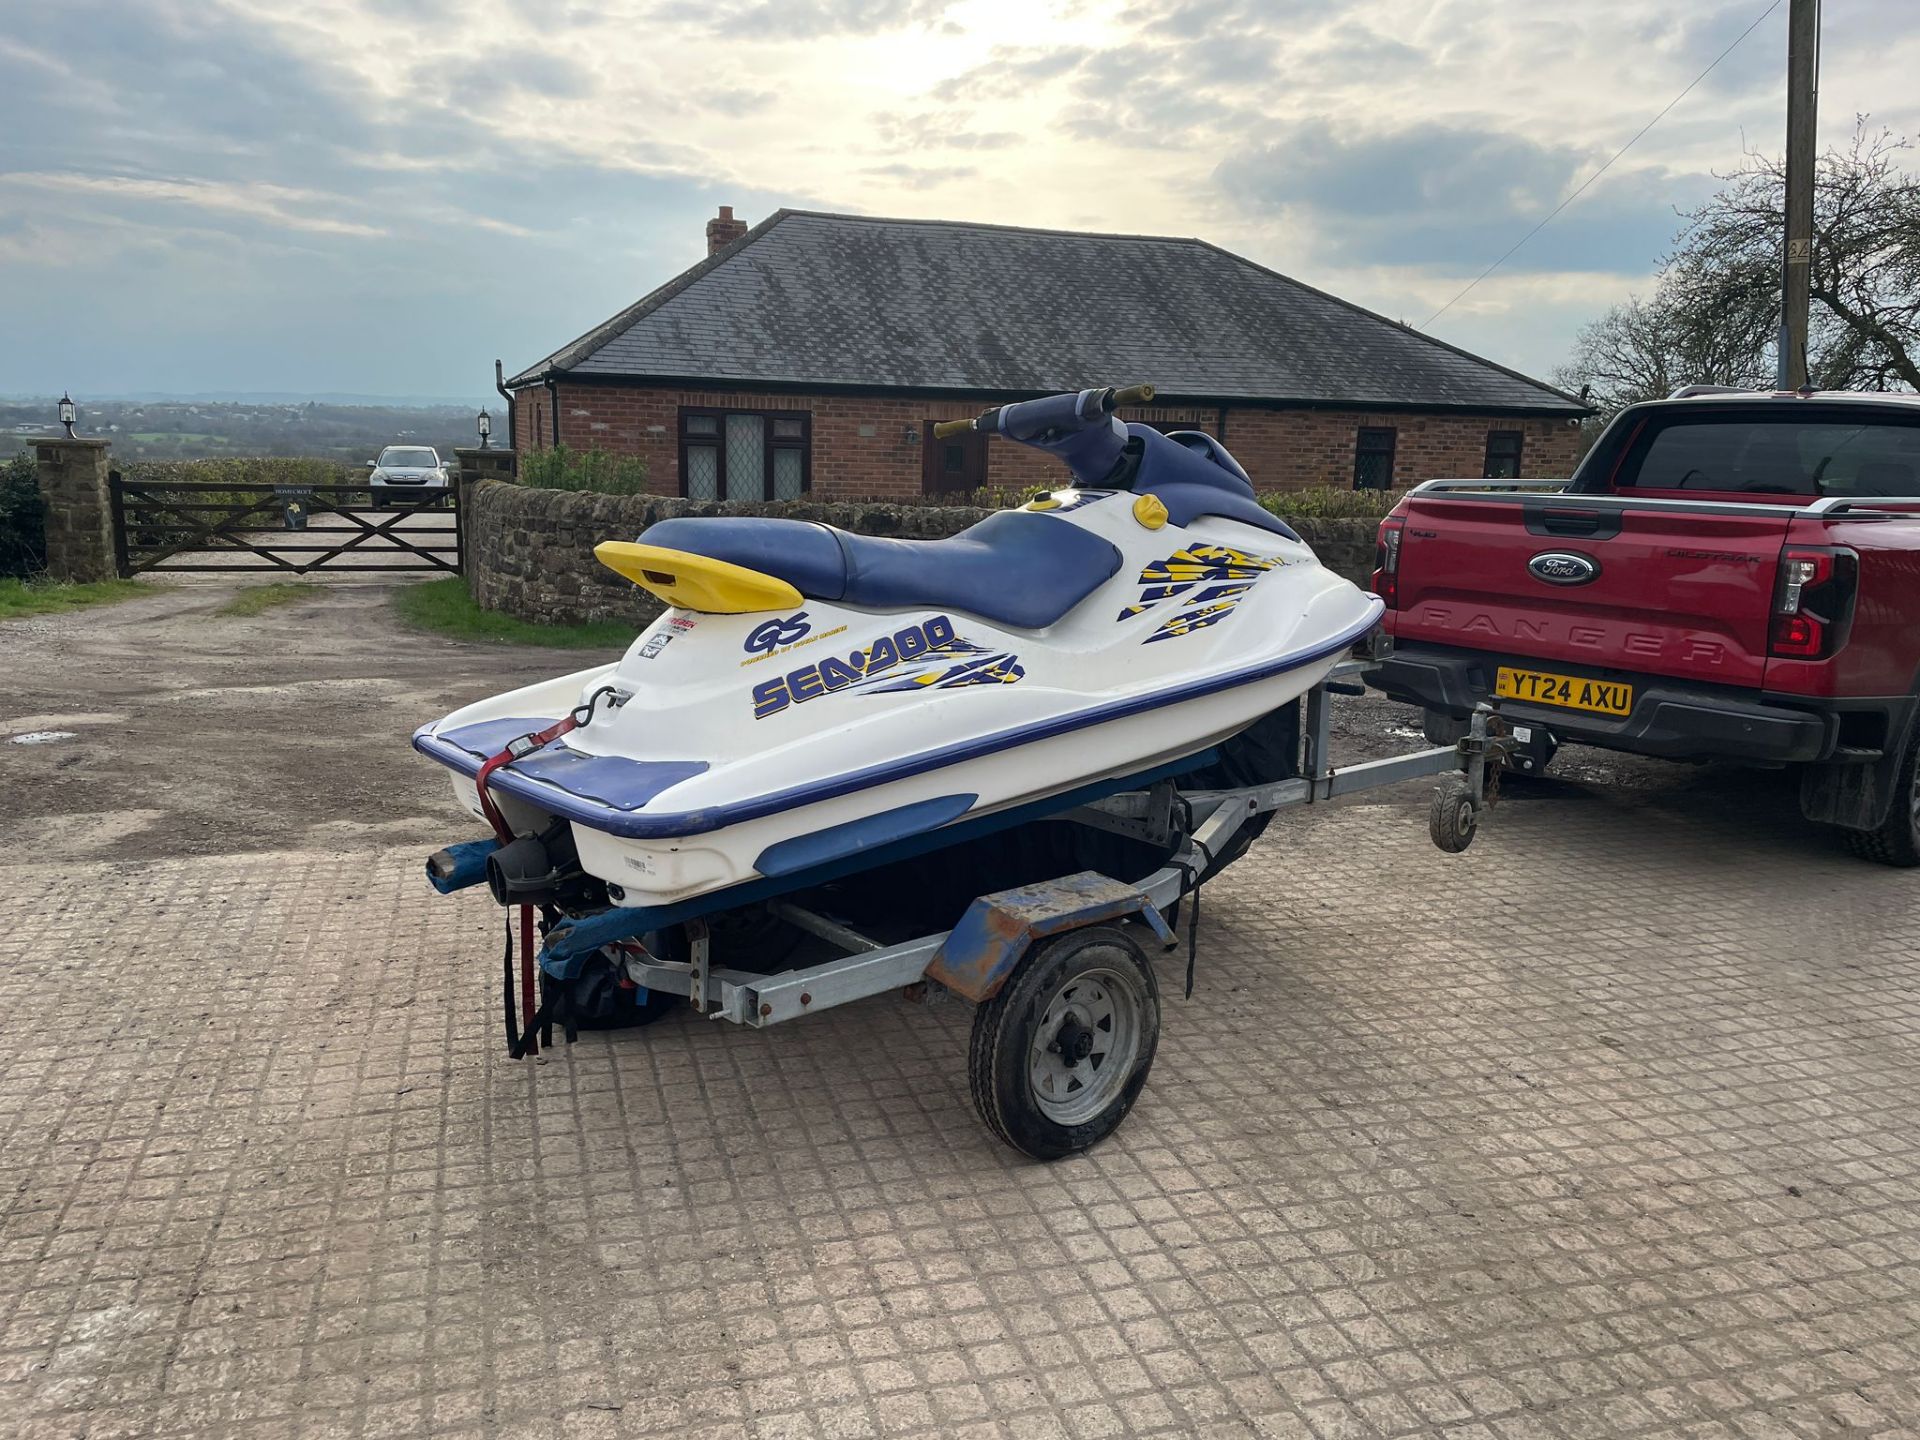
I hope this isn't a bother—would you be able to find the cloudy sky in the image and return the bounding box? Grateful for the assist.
[4,0,1916,402]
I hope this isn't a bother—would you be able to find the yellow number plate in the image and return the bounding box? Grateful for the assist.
[1495,667,1633,717]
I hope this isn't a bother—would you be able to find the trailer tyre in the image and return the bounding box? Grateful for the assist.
[1841,719,1920,868]
[1429,780,1478,853]
[968,925,1160,1161]
[562,954,680,1031]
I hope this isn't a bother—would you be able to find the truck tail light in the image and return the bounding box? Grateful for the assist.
[1769,545,1858,659]
[1372,517,1405,609]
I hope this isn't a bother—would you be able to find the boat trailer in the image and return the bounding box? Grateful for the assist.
[434,657,1508,1160]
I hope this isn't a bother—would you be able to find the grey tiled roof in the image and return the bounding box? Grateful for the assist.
[509,210,1585,413]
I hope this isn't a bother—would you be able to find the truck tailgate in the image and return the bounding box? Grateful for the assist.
[1391,495,1793,688]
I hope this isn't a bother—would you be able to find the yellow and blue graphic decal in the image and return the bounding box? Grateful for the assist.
[1117,543,1288,644]
[853,647,1026,694]
[1144,601,1239,642]
[752,614,1023,719]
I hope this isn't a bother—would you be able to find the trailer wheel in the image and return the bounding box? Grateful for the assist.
[1429,780,1478,853]
[968,925,1160,1161]
[563,952,681,1031]
[1842,720,1920,868]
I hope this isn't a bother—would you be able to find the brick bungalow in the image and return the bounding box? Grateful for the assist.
[502,207,1589,499]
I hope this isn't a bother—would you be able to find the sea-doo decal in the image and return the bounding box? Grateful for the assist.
[753,614,1020,718]
[1116,544,1289,635]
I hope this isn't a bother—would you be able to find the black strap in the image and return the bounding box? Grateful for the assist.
[508,996,556,1060]
[539,907,561,1050]
[501,916,519,1054]
[1171,796,1212,1000]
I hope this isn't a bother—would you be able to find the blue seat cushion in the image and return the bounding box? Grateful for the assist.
[636,517,848,600]
[637,511,1122,630]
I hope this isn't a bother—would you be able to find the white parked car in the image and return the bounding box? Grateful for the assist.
[367,446,452,508]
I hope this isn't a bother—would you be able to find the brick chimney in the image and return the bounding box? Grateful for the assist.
[706,205,748,255]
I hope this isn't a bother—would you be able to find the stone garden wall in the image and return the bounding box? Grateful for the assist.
[465,480,1382,628]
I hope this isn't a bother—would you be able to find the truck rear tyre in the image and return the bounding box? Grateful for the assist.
[968,925,1160,1161]
[1841,721,1920,868]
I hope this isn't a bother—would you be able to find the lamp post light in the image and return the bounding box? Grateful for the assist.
[477,408,492,449]
[58,391,76,439]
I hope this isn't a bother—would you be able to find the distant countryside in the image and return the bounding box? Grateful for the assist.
[0,397,486,461]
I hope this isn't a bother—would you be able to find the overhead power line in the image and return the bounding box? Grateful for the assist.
[1420,0,1784,331]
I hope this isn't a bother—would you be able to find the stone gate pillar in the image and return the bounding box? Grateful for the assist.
[34,437,117,582]
[453,446,517,589]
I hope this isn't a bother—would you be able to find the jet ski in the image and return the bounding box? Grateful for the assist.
[414,384,1383,943]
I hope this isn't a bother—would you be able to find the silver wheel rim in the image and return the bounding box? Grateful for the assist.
[1027,963,1143,1126]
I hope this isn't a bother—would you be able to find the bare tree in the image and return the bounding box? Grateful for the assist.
[1563,121,1920,414]
[1555,293,1771,414]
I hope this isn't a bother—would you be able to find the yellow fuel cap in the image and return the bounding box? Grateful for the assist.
[1132,494,1169,529]
[1026,495,1063,511]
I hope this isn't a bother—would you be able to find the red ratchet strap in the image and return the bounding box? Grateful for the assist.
[474,714,578,843]
[472,686,619,1060]
[473,685,620,842]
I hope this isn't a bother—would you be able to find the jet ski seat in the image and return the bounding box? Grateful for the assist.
[635,510,1123,630]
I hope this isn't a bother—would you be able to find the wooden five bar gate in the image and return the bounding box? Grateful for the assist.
[108,478,462,576]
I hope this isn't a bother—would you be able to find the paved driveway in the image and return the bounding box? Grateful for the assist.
[3,584,1917,1438]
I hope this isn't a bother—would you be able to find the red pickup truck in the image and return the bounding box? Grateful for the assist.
[1368,390,1920,864]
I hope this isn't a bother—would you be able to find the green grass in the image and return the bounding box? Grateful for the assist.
[393,578,637,649]
[215,582,319,617]
[0,578,150,619]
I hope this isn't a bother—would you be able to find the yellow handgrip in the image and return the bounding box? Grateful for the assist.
[1112,383,1157,406]
[594,541,803,614]
[931,419,975,439]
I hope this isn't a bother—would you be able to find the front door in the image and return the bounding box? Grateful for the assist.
[924,421,987,494]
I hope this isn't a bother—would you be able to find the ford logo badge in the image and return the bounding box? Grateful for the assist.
[1528,551,1600,585]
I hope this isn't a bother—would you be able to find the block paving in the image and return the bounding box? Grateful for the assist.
[3,780,1918,1437]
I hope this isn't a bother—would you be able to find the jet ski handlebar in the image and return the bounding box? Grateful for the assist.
[931,384,1155,441]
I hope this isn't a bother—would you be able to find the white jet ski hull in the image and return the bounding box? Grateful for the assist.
[416,497,1382,914]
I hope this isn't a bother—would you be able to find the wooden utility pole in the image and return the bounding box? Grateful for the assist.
[1778,0,1819,390]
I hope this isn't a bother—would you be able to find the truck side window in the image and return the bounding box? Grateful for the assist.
[1811,424,1920,497]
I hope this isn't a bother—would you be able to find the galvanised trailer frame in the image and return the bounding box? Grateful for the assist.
[593,657,1506,1158]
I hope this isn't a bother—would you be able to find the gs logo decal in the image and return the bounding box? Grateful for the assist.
[744,611,811,655]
